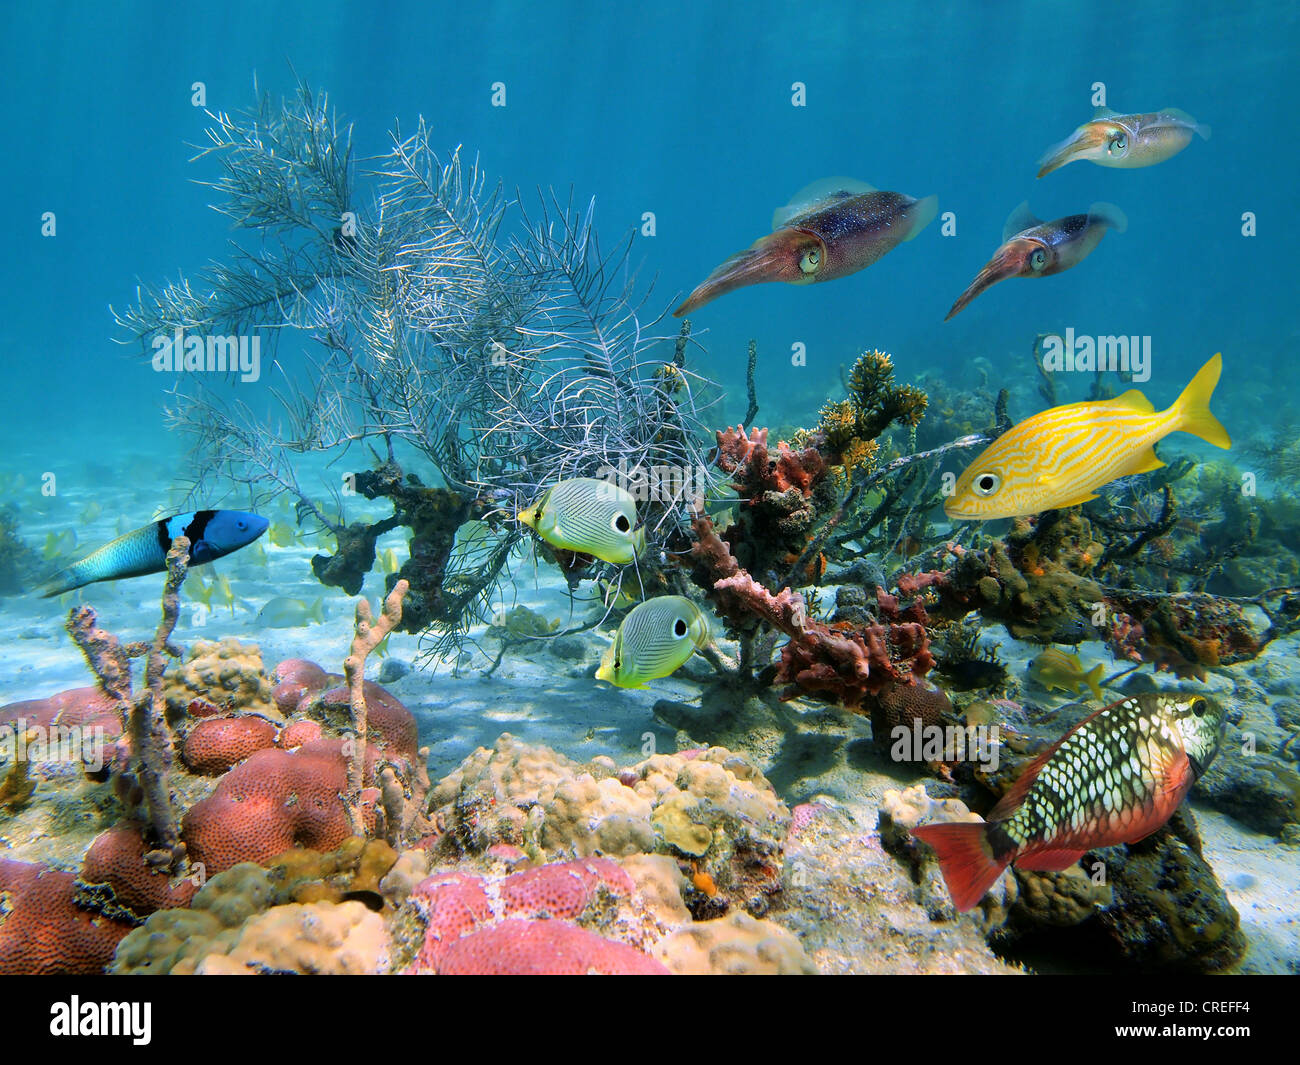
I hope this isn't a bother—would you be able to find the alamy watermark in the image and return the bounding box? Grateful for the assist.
[1,721,106,773]
[595,459,711,504]
[151,327,261,383]
[1039,327,1150,382]
[890,719,1001,770]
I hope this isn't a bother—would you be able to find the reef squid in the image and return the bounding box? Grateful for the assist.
[944,202,1126,321]
[673,178,937,317]
[1036,107,1210,178]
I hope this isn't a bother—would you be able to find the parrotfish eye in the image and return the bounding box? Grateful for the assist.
[1029,248,1047,272]
[1107,132,1128,156]
[799,249,821,274]
[673,618,688,638]
[973,472,1001,497]
[1191,698,1208,717]
[613,513,631,534]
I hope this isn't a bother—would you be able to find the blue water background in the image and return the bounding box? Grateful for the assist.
[1,0,1296,477]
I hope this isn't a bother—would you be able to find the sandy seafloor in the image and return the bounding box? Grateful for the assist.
[2,468,1297,975]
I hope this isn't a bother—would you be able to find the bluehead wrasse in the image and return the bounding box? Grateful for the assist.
[40,510,268,598]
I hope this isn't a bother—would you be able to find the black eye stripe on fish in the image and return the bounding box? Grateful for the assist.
[41,510,268,598]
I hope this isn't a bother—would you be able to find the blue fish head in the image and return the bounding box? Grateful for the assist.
[190,510,269,564]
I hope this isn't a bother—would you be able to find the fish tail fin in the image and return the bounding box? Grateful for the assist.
[310,597,326,624]
[903,194,939,240]
[909,821,1011,912]
[39,573,77,598]
[1173,353,1231,449]
[1085,663,1106,702]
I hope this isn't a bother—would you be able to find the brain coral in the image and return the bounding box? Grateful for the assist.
[0,858,133,975]
[111,863,387,975]
[181,739,377,873]
[181,715,277,775]
[164,638,275,718]
[428,735,789,913]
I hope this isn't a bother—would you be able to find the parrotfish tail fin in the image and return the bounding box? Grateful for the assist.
[1174,353,1231,449]
[903,195,939,240]
[1085,663,1106,702]
[909,822,1011,913]
[1088,201,1128,234]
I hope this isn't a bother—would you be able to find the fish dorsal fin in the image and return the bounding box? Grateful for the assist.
[773,176,875,229]
[1002,201,1043,241]
[1100,388,1155,413]
[1092,106,1122,120]
[1088,201,1128,234]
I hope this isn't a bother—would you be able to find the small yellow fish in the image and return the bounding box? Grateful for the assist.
[518,478,645,565]
[209,573,236,616]
[596,595,710,689]
[42,530,76,561]
[256,596,326,628]
[268,521,300,548]
[1037,107,1210,178]
[80,501,103,523]
[379,547,401,575]
[946,354,1230,520]
[373,632,391,659]
[1028,648,1105,702]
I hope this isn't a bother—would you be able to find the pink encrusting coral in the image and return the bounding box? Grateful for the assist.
[405,858,667,975]
[436,918,670,975]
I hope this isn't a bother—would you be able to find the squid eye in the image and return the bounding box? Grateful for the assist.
[973,472,1001,497]
[673,618,688,638]
[799,249,821,274]
[613,513,631,533]
[1107,133,1128,156]
[1029,248,1047,271]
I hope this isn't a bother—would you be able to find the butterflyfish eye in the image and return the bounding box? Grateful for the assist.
[799,249,820,274]
[673,618,688,638]
[613,513,631,533]
[974,473,1001,496]
[1029,249,1047,271]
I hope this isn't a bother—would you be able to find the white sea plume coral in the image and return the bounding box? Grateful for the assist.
[112,77,720,662]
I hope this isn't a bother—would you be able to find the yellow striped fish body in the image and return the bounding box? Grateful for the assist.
[596,595,710,688]
[1028,647,1105,702]
[518,478,646,564]
[945,353,1230,520]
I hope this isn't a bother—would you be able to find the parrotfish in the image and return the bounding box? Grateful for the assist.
[596,595,711,689]
[1028,647,1105,702]
[40,510,268,598]
[1037,107,1210,179]
[673,178,937,317]
[911,692,1225,912]
[518,478,645,565]
[945,353,1229,521]
[944,202,1125,320]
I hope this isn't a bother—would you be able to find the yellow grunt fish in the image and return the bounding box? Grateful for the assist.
[1028,647,1105,702]
[946,354,1230,521]
[1037,107,1210,178]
